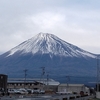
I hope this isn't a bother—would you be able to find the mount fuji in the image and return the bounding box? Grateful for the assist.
[0,33,98,83]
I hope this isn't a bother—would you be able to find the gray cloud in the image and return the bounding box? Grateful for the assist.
[0,0,100,54]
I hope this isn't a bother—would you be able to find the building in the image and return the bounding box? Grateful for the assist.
[0,74,8,93]
[58,84,90,95]
[7,78,60,92]
[96,84,100,99]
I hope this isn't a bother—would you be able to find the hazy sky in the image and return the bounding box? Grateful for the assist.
[0,0,100,54]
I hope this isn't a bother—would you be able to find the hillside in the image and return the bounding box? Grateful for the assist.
[0,33,97,83]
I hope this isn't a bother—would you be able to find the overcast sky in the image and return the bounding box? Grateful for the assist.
[0,0,100,54]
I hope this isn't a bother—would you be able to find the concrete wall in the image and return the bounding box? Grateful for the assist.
[96,92,100,99]
[58,86,85,93]
[58,84,90,95]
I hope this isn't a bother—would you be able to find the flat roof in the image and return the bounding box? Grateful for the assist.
[8,78,60,86]
[58,84,84,87]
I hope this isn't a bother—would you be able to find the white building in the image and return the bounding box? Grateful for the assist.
[7,78,60,92]
[58,84,90,95]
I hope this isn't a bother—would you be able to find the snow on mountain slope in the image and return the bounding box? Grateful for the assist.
[7,32,96,58]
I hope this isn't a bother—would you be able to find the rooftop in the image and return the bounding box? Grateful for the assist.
[59,84,85,87]
[8,78,60,86]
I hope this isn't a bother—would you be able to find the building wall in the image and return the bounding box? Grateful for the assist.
[7,83,44,89]
[7,82,58,93]
[58,86,83,93]
[0,74,8,93]
[58,84,89,94]
[96,92,100,99]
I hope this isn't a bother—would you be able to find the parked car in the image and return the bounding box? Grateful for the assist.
[33,88,45,94]
[33,89,40,94]
[18,88,28,94]
[8,89,15,94]
[8,89,21,94]
[0,89,5,96]
[26,89,34,94]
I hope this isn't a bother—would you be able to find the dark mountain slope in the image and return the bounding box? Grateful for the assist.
[0,33,97,83]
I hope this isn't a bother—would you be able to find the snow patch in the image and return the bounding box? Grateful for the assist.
[6,33,96,58]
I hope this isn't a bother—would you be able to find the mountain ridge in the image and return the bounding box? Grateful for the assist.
[0,32,97,83]
[5,32,96,59]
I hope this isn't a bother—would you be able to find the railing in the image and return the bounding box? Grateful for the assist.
[0,95,95,100]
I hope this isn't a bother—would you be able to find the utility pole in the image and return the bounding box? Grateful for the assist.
[47,73,49,90]
[41,67,45,90]
[97,57,100,92]
[23,69,28,89]
[66,76,70,93]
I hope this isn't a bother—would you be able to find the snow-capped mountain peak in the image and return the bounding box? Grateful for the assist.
[7,32,96,58]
